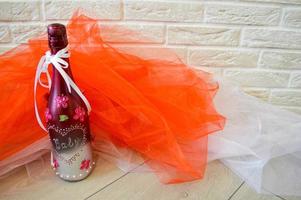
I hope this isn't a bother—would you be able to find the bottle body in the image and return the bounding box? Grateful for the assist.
[46,87,94,181]
[45,24,94,181]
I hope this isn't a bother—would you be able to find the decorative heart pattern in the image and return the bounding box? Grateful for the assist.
[48,124,88,154]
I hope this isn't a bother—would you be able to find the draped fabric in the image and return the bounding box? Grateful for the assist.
[1,11,301,197]
[0,12,225,184]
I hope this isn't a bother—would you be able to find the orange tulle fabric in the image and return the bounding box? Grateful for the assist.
[0,12,225,183]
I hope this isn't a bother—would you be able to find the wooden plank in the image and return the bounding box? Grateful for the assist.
[2,157,298,200]
[0,156,126,200]
[87,161,243,200]
[230,183,289,200]
[283,195,301,200]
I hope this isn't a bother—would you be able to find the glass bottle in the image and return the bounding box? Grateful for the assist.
[46,23,94,181]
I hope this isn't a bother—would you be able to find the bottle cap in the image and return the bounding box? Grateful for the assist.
[47,23,68,50]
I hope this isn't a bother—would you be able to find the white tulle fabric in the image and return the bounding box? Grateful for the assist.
[210,78,301,196]
[1,77,300,197]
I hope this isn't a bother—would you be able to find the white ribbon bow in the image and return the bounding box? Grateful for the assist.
[34,46,91,132]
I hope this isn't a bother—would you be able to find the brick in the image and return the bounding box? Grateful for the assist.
[10,25,45,44]
[224,70,289,87]
[189,49,259,68]
[243,88,270,101]
[193,67,223,76]
[168,26,240,46]
[100,24,165,44]
[260,51,301,69]
[290,72,301,88]
[240,0,301,4]
[270,90,301,106]
[0,46,16,54]
[205,4,280,25]
[281,106,301,115]
[243,29,301,49]
[45,0,121,20]
[283,8,301,28]
[169,47,187,63]
[0,26,11,43]
[0,1,40,21]
[115,46,187,62]
[125,1,203,22]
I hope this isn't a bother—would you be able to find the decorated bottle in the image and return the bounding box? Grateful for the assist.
[46,23,94,181]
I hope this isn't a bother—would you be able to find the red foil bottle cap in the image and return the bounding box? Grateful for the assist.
[47,23,68,50]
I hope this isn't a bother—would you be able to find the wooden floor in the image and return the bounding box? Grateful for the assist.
[0,158,300,200]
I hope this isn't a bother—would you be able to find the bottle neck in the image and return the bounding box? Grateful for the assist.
[47,23,73,92]
[50,43,67,55]
[50,45,74,92]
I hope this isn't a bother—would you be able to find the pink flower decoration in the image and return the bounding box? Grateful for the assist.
[56,94,69,109]
[73,106,86,122]
[45,108,52,122]
[53,158,59,169]
[80,159,90,170]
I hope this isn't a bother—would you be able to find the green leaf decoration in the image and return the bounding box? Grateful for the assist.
[59,114,69,122]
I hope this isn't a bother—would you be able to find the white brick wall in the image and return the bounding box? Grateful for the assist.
[0,0,301,114]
